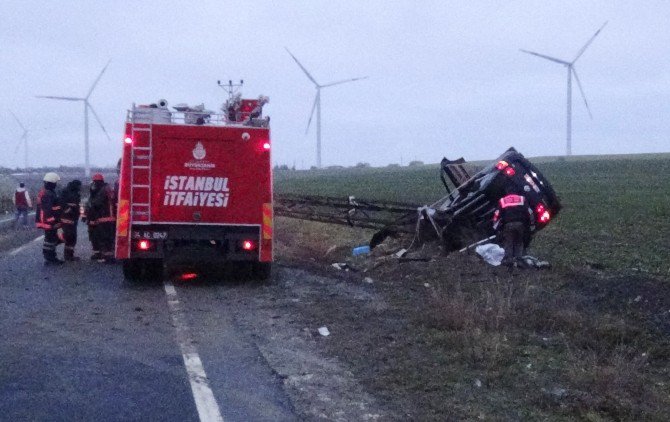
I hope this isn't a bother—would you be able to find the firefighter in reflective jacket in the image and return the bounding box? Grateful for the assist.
[89,173,116,263]
[493,189,534,268]
[59,180,82,261]
[36,172,63,265]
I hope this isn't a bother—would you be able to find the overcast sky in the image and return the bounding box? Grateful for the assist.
[1,1,668,169]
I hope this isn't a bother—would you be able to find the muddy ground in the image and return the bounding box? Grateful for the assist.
[267,217,670,420]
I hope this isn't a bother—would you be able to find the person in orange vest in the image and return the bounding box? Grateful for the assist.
[59,180,82,261]
[13,182,32,229]
[89,173,116,263]
[493,187,534,268]
[36,172,64,265]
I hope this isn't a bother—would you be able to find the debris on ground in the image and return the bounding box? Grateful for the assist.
[352,245,371,256]
[318,326,330,337]
[520,255,551,269]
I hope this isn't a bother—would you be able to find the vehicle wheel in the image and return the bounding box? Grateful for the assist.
[141,259,164,281]
[252,262,272,281]
[122,259,142,281]
[123,259,164,281]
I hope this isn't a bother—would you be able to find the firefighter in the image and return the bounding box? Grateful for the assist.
[89,173,116,263]
[493,187,534,268]
[36,172,63,265]
[84,181,101,260]
[59,180,82,261]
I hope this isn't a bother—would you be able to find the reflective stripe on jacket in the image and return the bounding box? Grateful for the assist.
[91,184,116,224]
[493,194,531,229]
[36,188,60,230]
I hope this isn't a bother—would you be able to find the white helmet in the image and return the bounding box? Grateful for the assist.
[43,172,60,183]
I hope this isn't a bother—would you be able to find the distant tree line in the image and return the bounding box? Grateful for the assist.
[273,160,426,171]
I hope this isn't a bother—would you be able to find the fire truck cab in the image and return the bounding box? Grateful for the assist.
[115,97,273,281]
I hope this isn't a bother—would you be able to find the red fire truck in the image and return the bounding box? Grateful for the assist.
[115,97,272,281]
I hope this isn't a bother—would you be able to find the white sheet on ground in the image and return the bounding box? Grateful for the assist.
[475,243,505,266]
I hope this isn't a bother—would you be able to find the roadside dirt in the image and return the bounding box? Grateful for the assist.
[0,225,41,253]
[264,217,670,420]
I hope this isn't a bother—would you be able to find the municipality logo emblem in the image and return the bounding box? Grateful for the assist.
[193,142,206,160]
[185,141,215,171]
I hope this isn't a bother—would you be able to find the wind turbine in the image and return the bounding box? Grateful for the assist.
[9,111,29,170]
[286,48,368,168]
[36,60,113,177]
[521,22,607,156]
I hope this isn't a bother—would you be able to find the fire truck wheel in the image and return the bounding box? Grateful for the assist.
[122,259,142,281]
[123,259,164,281]
[252,263,272,281]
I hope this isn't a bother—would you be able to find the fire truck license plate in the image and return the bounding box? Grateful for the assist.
[132,231,168,240]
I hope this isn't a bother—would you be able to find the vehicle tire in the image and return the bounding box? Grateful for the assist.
[141,259,164,281]
[122,259,142,281]
[252,262,272,281]
[123,259,164,281]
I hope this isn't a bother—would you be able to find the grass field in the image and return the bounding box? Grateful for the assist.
[275,154,670,276]
[274,153,670,419]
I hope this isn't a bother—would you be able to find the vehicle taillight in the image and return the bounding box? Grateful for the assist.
[495,160,509,170]
[124,137,132,144]
[138,240,151,250]
[242,240,255,251]
[504,166,516,177]
[262,142,271,151]
[180,272,198,281]
[536,203,551,224]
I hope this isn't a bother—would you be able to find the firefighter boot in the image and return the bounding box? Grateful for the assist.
[44,250,64,265]
[64,248,80,262]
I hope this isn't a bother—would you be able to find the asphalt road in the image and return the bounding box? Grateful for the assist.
[0,226,297,421]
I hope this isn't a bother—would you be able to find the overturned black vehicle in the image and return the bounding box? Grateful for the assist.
[371,147,562,252]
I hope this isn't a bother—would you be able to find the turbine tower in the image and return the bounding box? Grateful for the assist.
[36,60,113,177]
[10,111,29,170]
[286,48,367,168]
[521,22,607,156]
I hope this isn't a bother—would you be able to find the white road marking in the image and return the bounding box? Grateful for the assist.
[8,235,44,256]
[164,280,224,422]
[0,212,36,225]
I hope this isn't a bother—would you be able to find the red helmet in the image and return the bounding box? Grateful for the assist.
[92,173,104,182]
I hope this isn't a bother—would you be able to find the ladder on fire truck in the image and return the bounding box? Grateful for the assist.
[128,122,153,225]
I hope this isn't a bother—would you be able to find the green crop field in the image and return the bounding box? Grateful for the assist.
[275,154,670,276]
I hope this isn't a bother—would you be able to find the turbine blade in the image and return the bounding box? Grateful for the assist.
[9,110,26,131]
[321,76,369,88]
[87,103,112,141]
[285,48,319,86]
[519,49,570,65]
[305,92,318,134]
[571,67,592,119]
[572,21,608,63]
[36,95,83,101]
[87,59,111,99]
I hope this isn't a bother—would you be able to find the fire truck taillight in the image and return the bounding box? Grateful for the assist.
[241,240,255,251]
[536,203,551,224]
[262,142,271,151]
[124,137,132,144]
[138,240,151,250]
